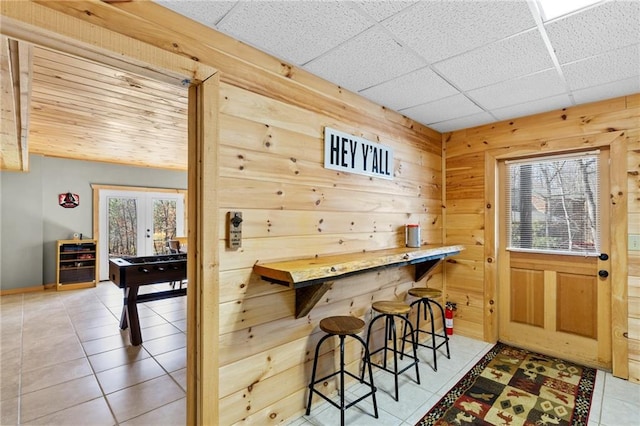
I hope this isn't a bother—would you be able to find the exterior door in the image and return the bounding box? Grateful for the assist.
[497,150,611,369]
[98,189,185,280]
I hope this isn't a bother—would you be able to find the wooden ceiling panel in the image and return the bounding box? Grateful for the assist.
[27,46,188,170]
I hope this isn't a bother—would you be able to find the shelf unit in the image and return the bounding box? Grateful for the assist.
[56,239,97,290]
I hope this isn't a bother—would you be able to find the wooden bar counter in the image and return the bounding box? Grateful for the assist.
[254,245,463,318]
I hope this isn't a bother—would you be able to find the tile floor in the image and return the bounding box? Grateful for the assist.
[1,282,639,425]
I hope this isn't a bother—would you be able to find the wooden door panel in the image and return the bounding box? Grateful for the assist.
[557,273,597,339]
[510,268,544,327]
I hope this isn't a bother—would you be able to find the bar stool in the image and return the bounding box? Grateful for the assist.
[306,316,378,425]
[402,287,450,371]
[363,301,420,401]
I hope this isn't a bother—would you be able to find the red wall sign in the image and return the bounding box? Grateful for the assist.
[59,192,79,208]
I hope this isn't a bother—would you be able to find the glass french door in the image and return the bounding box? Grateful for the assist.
[99,189,185,280]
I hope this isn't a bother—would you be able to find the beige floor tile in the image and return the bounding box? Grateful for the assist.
[159,309,186,322]
[140,323,182,341]
[142,333,186,356]
[22,321,76,343]
[76,322,124,342]
[21,357,93,395]
[21,397,116,426]
[154,347,186,373]
[146,300,186,315]
[88,345,151,373]
[1,370,20,401]
[120,397,186,426]
[20,375,102,422]
[22,333,86,372]
[172,319,187,332]
[64,301,110,315]
[68,307,118,324]
[170,368,187,392]
[71,313,120,331]
[82,332,130,356]
[136,314,170,329]
[106,375,185,423]
[0,396,19,425]
[97,357,165,394]
[0,293,23,305]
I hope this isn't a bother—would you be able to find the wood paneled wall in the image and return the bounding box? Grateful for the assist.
[2,1,445,423]
[217,82,443,423]
[629,117,640,383]
[443,94,640,382]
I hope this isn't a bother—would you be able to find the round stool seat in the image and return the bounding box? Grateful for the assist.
[320,316,365,335]
[408,288,442,299]
[372,301,411,315]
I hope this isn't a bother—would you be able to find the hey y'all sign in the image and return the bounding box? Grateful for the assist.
[323,127,393,180]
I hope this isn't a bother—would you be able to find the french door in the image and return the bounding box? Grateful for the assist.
[98,188,185,281]
[497,150,612,369]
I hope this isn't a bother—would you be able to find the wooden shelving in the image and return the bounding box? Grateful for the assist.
[254,245,463,318]
[56,239,97,290]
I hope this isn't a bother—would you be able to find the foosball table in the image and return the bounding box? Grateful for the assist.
[109,253,187,345]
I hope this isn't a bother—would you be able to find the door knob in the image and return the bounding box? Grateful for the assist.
[599,253,609,261]
[598,270,609,278]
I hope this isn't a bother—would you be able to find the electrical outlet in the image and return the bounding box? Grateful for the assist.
[630,234,640,251]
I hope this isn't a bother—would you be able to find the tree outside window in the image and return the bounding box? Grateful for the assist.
[506,152,599,255]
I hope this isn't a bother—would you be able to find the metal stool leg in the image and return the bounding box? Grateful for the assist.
[339,335,345,426]
[404,297,451,371]
[427,298,451,360]
[366,313,420,401]
[309,331,377,425]
[306,333,332,415]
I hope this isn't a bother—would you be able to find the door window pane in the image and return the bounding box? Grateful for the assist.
[153,199,177,253]
[108,197,138,258]
[505,152,600,255]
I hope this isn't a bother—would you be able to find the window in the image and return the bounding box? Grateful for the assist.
[505,151,600,255]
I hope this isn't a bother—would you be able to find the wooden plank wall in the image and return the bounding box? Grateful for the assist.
[217,82,444,424]
[443,94,640,382]
[2,2,446,423]
[629,104,640,382]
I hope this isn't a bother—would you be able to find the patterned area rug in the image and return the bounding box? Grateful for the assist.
[417,342,597,426]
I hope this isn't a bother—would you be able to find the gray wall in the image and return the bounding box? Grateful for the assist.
[1,155,186,291]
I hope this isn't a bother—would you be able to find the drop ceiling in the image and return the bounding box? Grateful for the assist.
[156,0,639,132]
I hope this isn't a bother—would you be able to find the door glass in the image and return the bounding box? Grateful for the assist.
[505,151,600,255]
[108,197,138,258]
[152,199,177,254]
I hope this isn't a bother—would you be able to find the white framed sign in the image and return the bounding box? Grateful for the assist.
[323,127,393,180]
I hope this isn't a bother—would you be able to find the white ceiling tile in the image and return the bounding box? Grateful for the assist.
[383,0,536,63]
[571,76,640,105]
[359,67,458,110]
[433,29,554,91]
[304,27,425,93]
[546,1,640,64]
[158,0,638,132]
[399,94,483,125]
[216,1,373,65]
[468,69,567,110]
[562,43,640,90]
[491,94,572,121]
[428,112,495,133]
[356,1,418,22]
[155,0,236,28]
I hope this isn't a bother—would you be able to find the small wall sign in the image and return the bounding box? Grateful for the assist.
[59,192,79,208]
[324,127,393,180]
[227,211,243,249]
